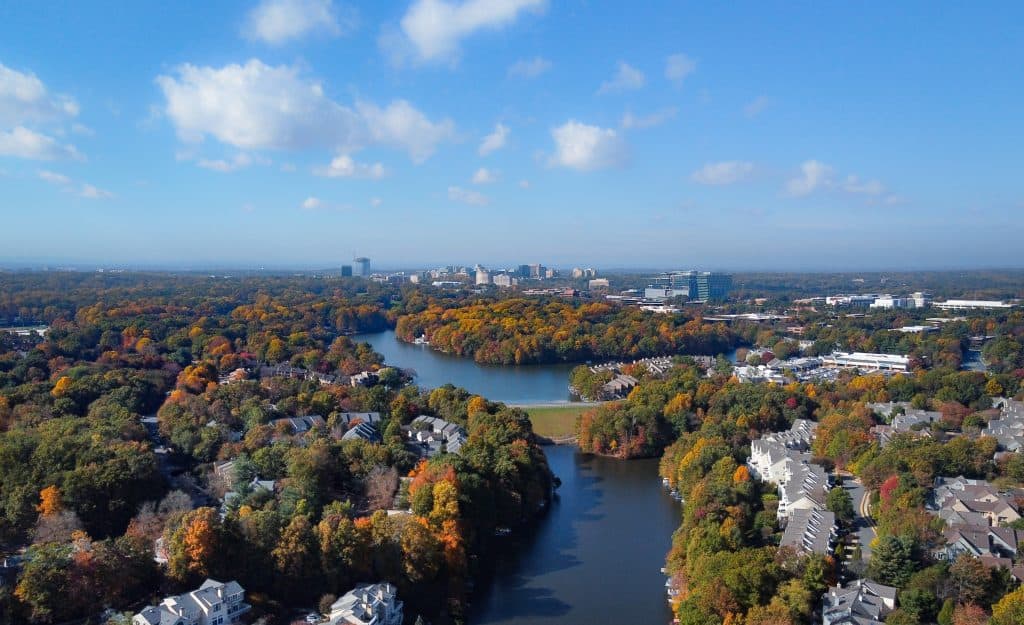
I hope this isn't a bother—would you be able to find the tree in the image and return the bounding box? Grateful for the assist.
[272,514,319,601]
[166,507,221,583]
[868,535,918,587]
[992,585,1024,625]
[948,555,991,605]
[365,465,398,512]
[826,487,854,525]
[951,603,989,625]
[36,486,61,517]
[937,598,955,625]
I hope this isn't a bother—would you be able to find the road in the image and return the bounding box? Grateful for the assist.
[844,477,876,564]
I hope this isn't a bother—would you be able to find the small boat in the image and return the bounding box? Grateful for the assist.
[494,527,512,537]
[413,335,430,345]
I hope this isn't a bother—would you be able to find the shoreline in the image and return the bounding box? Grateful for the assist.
[508,400,607,408]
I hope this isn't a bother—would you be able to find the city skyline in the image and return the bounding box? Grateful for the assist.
[2,1,1023,269]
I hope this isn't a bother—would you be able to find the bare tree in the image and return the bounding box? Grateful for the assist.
[365,465,399,511]
[33,510,83,544]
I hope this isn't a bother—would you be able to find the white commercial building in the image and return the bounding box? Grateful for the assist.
[820,352,910,372]
[934,299,1015,311]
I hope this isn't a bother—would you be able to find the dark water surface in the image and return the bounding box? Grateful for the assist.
[354,330,576,403]
[355,329,739,404]
[468,445,682,625]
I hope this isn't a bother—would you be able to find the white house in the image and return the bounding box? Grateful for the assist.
[821,579,897,625]
[133,579,249,625]
[328,582,403,625]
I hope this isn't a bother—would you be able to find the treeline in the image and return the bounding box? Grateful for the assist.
[395,298,739,365]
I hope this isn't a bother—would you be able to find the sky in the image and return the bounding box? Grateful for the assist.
[1,1,1022,271]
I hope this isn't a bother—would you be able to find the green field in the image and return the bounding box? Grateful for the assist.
[524,404,594,439]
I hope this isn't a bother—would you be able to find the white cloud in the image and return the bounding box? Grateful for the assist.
[370,197,382,208]
[302,196,323,210]
[621,107,677,130]
[786,162,893,200]
[841,174,885,196]
[786,160,834,196]
[518,179,530,189]
[448,185,489,206]
[356,99,455,163]
[549,120,627,171]
[244,0,353,45]
[37,169,71,186]
[598,61,645,94]
[393,0,547,64]
[0,62,78,127]
[478,122,509,155]
[197,153,260,173]
[691,161,755,186]
[472,167,498,184]
[507,56,551,78]
[313,153,386,178]
[0,126,82,160]
[79,184,114,199]
[71,123,94,136]
[744,95,771,118]
[157,60,360,150]
[156,60,454,162]
[665,53,696,84]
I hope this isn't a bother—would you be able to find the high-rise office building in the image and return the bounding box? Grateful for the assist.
[354,257,371,277]
[643,271,732,302]
[341,265,353,277]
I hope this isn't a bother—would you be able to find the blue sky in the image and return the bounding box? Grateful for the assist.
[1,1,1022,270]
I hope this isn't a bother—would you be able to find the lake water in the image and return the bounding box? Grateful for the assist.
[354,329,739,404]
[468,445,682,625]
[353,330,577,403]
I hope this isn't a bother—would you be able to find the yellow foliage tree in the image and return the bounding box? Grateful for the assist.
[51,376,73,398]
[37,485,62,516]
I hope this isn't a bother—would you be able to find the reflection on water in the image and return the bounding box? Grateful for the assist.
[468,445,682,625]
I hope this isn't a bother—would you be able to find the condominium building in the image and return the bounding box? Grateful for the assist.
[328,583,403,625]
[133,579,249,625]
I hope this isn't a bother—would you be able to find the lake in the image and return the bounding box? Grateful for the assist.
[354,329,739,404]
[468,445,682,625]
[353,330,577,403]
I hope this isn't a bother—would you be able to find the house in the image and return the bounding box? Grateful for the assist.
[133,579,249,625]
[983,399,1024,452]
[600,373,638,399]
[350,371,378,387]
[780,507,837,556]
[409,416,468,457]
[929,476,1021,527]
[342,422,382,444]
[327,582,403,625]
[867,402,941,447]
[271,415,326,435]
[337,412,382,426]
[936,524,1024,561]
[822,579,897,625]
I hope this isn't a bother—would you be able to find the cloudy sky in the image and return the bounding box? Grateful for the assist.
[1,1,1022,270]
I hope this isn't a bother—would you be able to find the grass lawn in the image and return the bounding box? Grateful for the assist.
[525,404,594,439]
